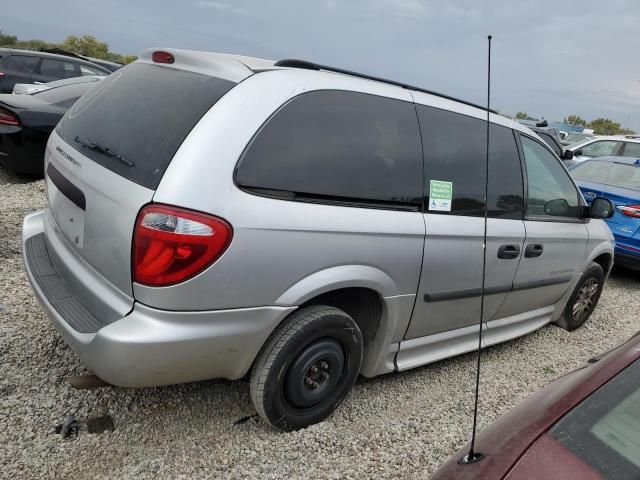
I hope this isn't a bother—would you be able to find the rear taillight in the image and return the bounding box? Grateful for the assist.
[0,106,19,126]
[133,204,232,286]
[617,205,640,218]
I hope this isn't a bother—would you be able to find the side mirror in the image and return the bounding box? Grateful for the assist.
[574,149,583,157]
[562,150,574,160]
[544,198,570,216]
[589,197,614,219]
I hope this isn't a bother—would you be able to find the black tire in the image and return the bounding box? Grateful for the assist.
[250,305,363,431]
[555,262,605,331]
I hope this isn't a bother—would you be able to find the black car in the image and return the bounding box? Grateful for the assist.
[0,48,110,93]
[42,48,123,72]
[530,126,576,166]
[0,81,98,175]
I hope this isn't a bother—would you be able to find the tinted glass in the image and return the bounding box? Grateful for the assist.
[57,63,236,189]
[581,140,621,157]
[622,142,640,158]
[566,133,591,144]
[2,55,39,73]
[571,160,610,183]
[40,59,77,79]
[550,359,640,480]
[538,132,562,156]
[521,135,580,218]
[417,105,523,218]
[236,90,422,207]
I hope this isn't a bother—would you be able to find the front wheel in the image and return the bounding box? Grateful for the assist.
[555,262,605,331]
[250,305,363,431]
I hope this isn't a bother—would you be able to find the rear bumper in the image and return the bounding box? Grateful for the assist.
[22,210,295,386]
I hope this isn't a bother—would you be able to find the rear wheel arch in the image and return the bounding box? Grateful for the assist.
[299,287,383,349]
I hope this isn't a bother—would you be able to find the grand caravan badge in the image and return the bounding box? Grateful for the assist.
[56,146,81,168]
[68,72,122,119]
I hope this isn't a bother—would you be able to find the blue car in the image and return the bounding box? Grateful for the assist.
[571,156,640,270]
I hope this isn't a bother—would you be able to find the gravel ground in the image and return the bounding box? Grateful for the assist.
[1,163,639,479]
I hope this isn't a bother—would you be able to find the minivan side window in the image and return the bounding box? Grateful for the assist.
[416,105,523,218]
[236,90,423,207]
[520,135,581,219]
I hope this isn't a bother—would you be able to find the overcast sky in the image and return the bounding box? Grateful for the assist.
[4,0,640,129]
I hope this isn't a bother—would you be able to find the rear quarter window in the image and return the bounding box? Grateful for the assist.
[56,63,236,189]
[235,90,423,208]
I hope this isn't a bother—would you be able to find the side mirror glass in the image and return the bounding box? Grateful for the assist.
[562,150,574,160]
[544,198,570,216]
[574,149,583,157]
[589,197,614,219]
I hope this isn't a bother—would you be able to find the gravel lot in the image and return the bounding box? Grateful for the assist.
[1,163,639,479]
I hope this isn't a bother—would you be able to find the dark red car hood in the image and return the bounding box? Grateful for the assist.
[431,332,640,479]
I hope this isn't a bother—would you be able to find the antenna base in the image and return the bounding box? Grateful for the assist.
[458,452,486,465]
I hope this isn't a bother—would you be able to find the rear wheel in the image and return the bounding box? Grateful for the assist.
[250,306,363,431]
[555,262,605,331]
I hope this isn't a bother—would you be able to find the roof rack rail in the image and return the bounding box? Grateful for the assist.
[274,59,497,114]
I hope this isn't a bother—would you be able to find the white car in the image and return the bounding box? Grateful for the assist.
[12,75,104,95]
[567,135,640,162]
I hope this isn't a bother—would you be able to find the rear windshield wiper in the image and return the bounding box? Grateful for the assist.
[74,136,134,167]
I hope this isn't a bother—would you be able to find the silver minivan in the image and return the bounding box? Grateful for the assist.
[22,49,615,431]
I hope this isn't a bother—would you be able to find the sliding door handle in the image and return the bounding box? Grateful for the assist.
[524,244,544,258]
[497,244,521,259]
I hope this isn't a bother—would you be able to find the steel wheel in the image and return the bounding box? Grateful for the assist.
[284,338,345,408]
[572,277,599,324]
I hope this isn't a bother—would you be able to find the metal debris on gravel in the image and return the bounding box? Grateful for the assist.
[1,164,639,479]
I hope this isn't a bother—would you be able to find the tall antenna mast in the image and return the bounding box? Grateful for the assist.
[460,34,492,465]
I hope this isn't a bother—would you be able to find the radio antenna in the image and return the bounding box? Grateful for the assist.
[460,34,492,465]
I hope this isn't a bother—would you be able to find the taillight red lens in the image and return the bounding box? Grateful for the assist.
[618,205,640,218]
[0,106,19,126]
[133,204,232,286]
[152,51,175,64]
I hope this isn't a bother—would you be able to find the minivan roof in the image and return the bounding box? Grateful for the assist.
[139,47,529,134]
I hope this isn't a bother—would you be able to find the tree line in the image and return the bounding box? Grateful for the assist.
[514,112,635,135]
[0,31,136,65]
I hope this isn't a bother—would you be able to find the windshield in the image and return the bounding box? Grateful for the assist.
[44,76,104,88]
[33,83,96,107]
[550,359,640,479]
[572,160,640,191]
[566,133,592,143]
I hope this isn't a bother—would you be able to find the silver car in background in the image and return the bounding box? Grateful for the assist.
[12,75,104,95]
[22,49,615,431]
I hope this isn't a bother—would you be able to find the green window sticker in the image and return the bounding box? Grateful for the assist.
[429,180,453,211]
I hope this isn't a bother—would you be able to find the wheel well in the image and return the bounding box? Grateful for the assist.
[592,253,612,273]
[300,288,383,347]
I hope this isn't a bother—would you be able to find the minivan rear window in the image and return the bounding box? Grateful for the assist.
[56,63,236,189]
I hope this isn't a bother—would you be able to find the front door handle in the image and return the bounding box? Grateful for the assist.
[524,244,544,258]
[497,244,521,259]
